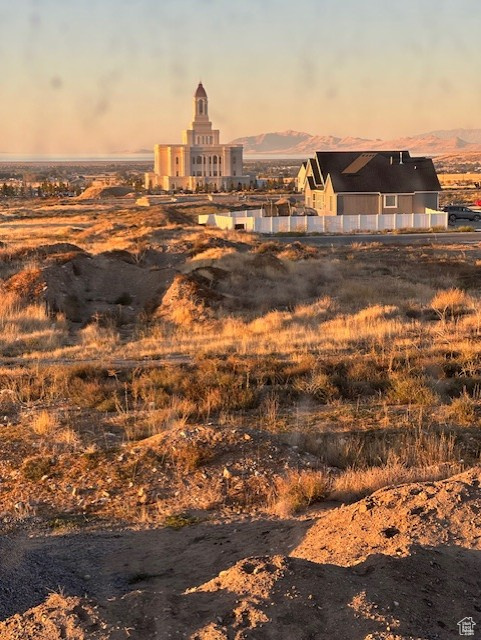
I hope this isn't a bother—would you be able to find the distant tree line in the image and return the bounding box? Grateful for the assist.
[1,181,81,198]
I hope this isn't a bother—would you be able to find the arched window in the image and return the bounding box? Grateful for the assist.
[213,156,217,164]
[198,100,203,115]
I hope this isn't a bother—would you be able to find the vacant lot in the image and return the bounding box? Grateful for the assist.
[0,197,480,638]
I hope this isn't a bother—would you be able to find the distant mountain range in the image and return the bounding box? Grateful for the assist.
[229,129,481,156]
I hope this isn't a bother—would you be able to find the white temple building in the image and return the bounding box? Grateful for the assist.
[145,83,250,192]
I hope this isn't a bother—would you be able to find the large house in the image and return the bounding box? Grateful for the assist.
[297,151,441,215]
[145,83,250,192]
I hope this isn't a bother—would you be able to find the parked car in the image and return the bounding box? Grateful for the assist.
[443,205,481,223]
[475,199,481,207]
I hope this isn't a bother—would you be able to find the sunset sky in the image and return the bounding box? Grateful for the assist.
[1,0,480,154]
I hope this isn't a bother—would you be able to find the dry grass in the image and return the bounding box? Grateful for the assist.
[3,205,481,523]
[443,390,478,425]
[270,469,332,517]
[0,290,68,356]
[30,409,59,435]
[330,462,463,503]
[431,288,473,320]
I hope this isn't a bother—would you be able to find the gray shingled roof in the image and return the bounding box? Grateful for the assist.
[311,151,440,193]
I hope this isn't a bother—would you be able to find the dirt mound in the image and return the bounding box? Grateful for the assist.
[190,266,230,285]
[0,593,113,639]
[3,267,46,301]
[34,243,85,257]
[1,247,181,325]
[182,546,481,639]
[43,252,177,324]
[175,249,323,318]
[76,186,133,200]
[163,469,481,639]
[293,467,481,566]
[0,423,320,523]
[156,272,226,324]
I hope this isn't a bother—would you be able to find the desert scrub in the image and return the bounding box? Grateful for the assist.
[431,288,472,321]
[293,371,339,403]
[270,469,331,517]
[387,373,438,406]
[21,455,56,481]
[312,425,464,470]
[259,392,285,431]
[443,390,477,426]
[163,512,201,529]
[168,441,214,473]
[30,409,59,435]
[330,462,463,503]
[66,366,123,410]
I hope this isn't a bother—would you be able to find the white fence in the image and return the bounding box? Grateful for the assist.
[199,209,448,233]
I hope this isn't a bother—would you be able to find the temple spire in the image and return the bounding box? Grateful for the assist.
[193,82,209,121]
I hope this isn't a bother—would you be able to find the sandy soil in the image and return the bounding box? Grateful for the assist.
[0,469,480,639]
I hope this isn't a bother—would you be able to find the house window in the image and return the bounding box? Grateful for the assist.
[384,194,398,208]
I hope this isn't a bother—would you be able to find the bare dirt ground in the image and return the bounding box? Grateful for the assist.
[1,197,481,638]
[1,469,480,639]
